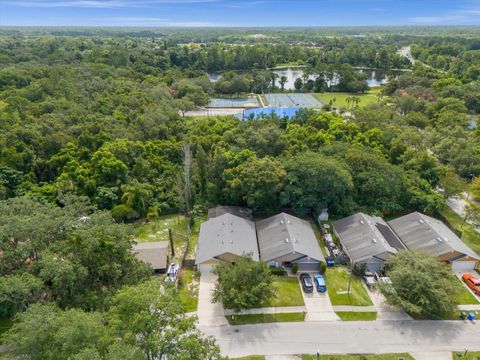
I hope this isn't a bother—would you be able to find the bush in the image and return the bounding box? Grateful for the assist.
[270,267,287,276]
[291,263,298,274]
[111,204,137,223]
[319,262,327,275]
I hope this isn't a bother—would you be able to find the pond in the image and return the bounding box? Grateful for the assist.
[207,67,393,90]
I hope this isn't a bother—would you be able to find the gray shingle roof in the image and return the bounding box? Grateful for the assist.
[333,213,403,263]
[208,206,253,220]
[132,241,168,270]
[388,212,480,260]
[195,213,259,265]
[256,213,325,263]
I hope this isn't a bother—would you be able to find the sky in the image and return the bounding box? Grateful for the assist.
[1,0,480,27]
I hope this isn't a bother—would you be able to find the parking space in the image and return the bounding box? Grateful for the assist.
[297,272,339,321]
[364,284,412,320]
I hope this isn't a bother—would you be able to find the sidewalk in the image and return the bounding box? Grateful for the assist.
[332,305,376,312]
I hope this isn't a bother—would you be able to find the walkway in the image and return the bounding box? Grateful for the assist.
[200,320,480,358]
[197,272,228,326]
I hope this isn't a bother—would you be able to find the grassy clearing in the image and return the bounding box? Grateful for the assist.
[452,352,480,360]
[263,276,305,307]
[439,205,480,256]
[0,318,13,343]
[325,267,373,306]
[303,354,413,360]
[178,268,200,312]
[335,312,377,321]
[226,312,305,325]
[314,88,381,108]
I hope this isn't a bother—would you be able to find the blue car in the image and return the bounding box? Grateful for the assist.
[313,274,327,293]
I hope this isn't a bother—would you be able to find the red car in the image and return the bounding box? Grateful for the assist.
[462,273,480,296]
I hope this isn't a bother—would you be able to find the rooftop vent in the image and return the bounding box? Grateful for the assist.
[287,220,291,224]
[360,220,365,224]
[436,237,443,242]
[293,237,298,243]
[372,238,377,243]
[285,238,289,243]
[419,219,425,224]
[280,220,284,224]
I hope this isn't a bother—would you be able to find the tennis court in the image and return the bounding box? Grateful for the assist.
[264,93,322,108]
[208,97,260,108]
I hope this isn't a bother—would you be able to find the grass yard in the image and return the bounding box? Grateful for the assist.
[314,88,381,109]
[434,309,480,320]
[226,312,305,325]
[438,205,480,256]
[303,354,413,360]
[263,276,305,307]
[454,278,479,305]
[325,267,373,306]
[335,312,377,321]
[452,352,480,360]
[178,268,200,312]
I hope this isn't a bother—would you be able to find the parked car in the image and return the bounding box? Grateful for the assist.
[462,273,480,296]
[374,271,392,285]
[363,271,376,288]
[165,263,179,283]
[299,273,313,293]
[313,274,327,293]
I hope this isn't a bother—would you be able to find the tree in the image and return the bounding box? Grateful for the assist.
[463,204,480,228]
[0,273,44,318]
[380,251,458,318]
[471,176,480,200]
[212,254,275,312]
[438,166,465,200]
[175,98,195,117]
[279,75,288,91]
[294,77,303,91]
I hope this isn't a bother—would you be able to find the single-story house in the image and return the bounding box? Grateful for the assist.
[333,213,406,272]
[256,212,325,271]
[388,212,480,272]
[195,213,259,273]
[132,241,169,272]
[207,206,253,220]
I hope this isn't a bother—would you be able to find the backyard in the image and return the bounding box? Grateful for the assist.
[263,276,305,307]
[325,267,373,306]
[439,205,480,256]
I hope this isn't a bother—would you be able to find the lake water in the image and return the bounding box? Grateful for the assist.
[207,67,390,90]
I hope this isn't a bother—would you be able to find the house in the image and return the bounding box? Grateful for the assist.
[195,213,259,273]
[132,241,169,272]
[207,206,253,220]
[333,213,406,272]
[256,213,325,271]
[388,212,480,272]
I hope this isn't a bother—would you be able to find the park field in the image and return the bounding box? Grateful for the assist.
[314,87,382,108]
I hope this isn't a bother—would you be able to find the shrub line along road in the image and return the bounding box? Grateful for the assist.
[199,320,480,358]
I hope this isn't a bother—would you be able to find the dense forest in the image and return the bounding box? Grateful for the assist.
[1,27,480,358]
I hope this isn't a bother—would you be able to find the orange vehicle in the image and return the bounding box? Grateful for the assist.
[462,273,480,296]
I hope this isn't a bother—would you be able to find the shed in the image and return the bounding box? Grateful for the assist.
[256,213,325,271]
[333,213,405,272]
[388,212,480,272]
[132,241,169,272]
[195,213,259,273]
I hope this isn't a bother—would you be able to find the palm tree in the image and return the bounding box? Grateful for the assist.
[269,71,279,90]
[279,76,288,92]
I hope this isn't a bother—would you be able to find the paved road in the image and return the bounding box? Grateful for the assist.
[200,320,480,358]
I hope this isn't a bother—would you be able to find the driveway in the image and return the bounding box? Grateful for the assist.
[455,271,480,303]
[200,320,480,358]
[365,285,412,320]
[197,272,228,327]
[298,274,339,321]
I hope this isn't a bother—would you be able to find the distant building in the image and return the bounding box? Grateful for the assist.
[195,213,259,273]
[256,213,325,271]
[132,241,169,272]
[333,213,405,272]
[389,212,480,272]
[207,206,253,221]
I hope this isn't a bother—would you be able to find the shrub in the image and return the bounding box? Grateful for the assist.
[270,267,287,276]
[319,262,327,275]
[291,263,298,274]
[111,204,136,223]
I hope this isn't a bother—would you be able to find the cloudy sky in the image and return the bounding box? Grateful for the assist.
[1,0,480,27]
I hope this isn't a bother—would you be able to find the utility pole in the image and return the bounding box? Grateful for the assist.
[168,229,175,258]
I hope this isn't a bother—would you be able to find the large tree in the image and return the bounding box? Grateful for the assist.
[212,254,275,312]
[380,251,459,318]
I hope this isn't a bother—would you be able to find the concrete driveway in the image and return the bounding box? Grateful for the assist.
[197,272,228,327]
[455,271,480,303]
[366,286,412,320]
[298,274,339,321]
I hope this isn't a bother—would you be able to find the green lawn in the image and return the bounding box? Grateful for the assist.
[452,352,480,360]
[314,88,382,109]
[325,267,373,306]
[454,278,479,305]
[438,205,480,256]
[335,312,377,321]
[303,354,413,360]
[226,312,305,325]
[263,276,305,307]
[178,268,200,312]
[434,309,480,320]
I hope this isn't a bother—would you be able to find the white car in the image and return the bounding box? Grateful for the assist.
[165,263,179,283]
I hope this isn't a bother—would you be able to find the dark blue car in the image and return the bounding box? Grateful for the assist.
[313,274,327,293]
